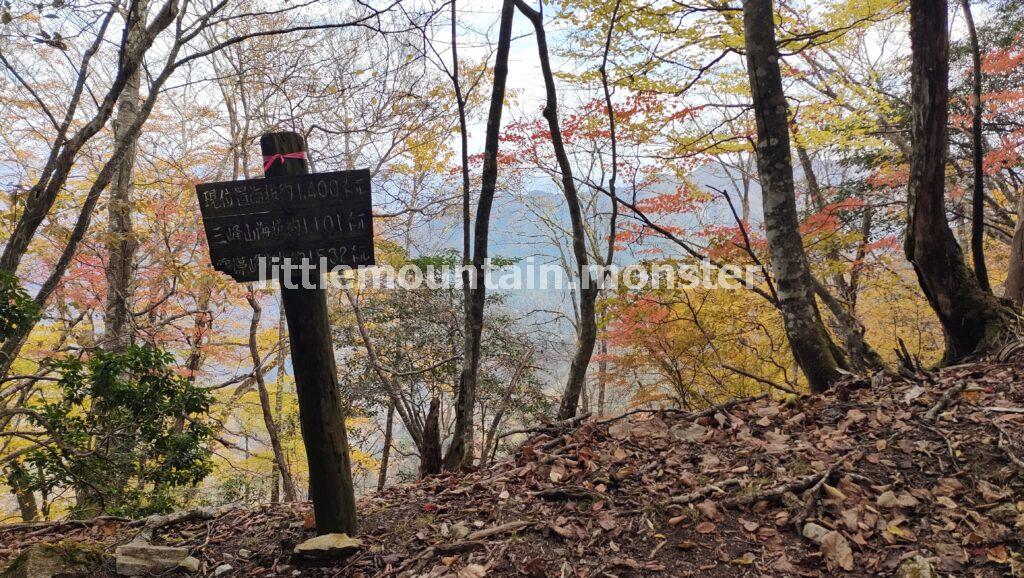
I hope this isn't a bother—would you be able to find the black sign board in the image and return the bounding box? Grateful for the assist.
[195,169,374,282]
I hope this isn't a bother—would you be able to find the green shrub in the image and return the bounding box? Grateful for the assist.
[23,346,214,517]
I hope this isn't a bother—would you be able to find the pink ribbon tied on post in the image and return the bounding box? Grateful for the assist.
[262,151,306,171]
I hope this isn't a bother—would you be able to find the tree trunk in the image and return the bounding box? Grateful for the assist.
[246,293,296,503]
[792,125,883,372]
[597,339,608,417]
[75,2,151,516]
[271,298,287,503]
[480,347,533,466]
[445,0,515,470]
[420,398,442,478]
[904,0,1008,363]
[376,403,394,491]
[513,0,599,419]
[103,30,143,353]
[742,0,847,393]
[7,462,39,522]
[811,277,884,372]
[962,0,991,292]
[1004,191,1024,307]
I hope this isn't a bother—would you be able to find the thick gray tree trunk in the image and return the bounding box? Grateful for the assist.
[103,8,145,352]
[76,0,151,517]
[742,0,846,393]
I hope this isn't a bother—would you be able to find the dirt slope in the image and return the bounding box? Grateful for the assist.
[2,356,1024,577]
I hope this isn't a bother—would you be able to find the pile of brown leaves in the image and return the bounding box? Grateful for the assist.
[2,357,1023,577]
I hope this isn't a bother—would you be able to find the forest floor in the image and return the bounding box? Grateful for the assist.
[2,354,1024,577]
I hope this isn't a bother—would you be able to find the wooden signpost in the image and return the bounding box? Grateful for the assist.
[195,131,370,535]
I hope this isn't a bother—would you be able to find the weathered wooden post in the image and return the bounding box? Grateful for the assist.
[195,131,374,535]
[261,132,357,535]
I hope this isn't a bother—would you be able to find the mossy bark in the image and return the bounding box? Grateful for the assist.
[742,0,847,393]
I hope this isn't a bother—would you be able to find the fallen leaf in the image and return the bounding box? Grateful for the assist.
[825,484,848,502]
[549,464,566,483]
[821,531,854,571]
[695,500,719,520]
[979,480,1010,503]
[731,552,756,565]
[987,545,1009,564]
[877,490,919,508]
[695,521,716,534]
[457,564,487,578]
[551,524,574,539]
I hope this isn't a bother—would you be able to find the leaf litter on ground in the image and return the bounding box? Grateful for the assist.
[2,356,1024,577]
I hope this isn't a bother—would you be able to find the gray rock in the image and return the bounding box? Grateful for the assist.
[2,540,105,578]
[293,533,362,561]
[115,542,190,576]
[178,557,201,573]
[895,555,939,578]
[213,563,233,576]
[801,522,830,545]
[237,549,252,559]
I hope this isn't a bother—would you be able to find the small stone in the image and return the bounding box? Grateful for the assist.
[801,522,830,545]
[213,564,233,577]
[237,549,252,559]
[178,557,201,573]
[895,555,939,578]
[222,553,234,561]
[293,534,362,561]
